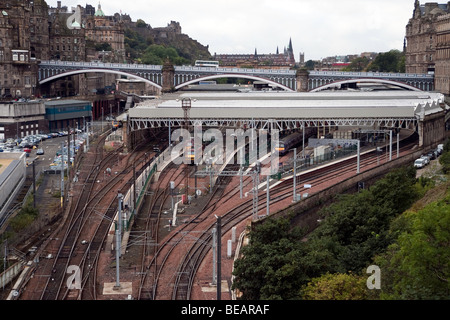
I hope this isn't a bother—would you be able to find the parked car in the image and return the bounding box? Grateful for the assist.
[414,158,427,169]
[420,155,430,165]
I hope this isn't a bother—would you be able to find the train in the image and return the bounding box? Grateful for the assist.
[276,129,316,155]
[185,138,196,164]
[111,120,123,131]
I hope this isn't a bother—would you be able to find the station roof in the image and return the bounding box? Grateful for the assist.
[129,91,445,120]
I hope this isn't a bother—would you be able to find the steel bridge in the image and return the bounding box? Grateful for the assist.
[38,60,435,92]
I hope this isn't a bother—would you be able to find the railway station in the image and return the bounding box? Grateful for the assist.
[3,89,449,301]
[128,90,447,149]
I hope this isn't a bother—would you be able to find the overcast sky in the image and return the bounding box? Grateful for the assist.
[46,0,416,61]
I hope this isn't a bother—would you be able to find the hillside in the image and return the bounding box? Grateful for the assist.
[123,19,212,64]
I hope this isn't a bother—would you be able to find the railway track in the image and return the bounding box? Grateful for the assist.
[144,135,418,300]
[16,130,153,300]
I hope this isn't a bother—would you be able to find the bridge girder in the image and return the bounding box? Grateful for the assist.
[173,73,295,92]
[38,68,163,90]
[310,78,423,92]
[129,117,417,133]
[37,61,435,93]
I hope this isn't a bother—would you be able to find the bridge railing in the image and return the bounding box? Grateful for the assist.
[174,65,297,75]
[39,60,162,71]
[309,70,434,80]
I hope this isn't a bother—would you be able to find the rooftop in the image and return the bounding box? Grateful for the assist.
[130,91,445,120]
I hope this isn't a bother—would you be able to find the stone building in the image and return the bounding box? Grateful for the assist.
[30,0,50,61]
[405,1,450,95]
[214,39,296,69]
[405,1,450,74]
[0,0,39,98]
[84,3,125,63]
[48,4,86,62]
[435,12,450,94]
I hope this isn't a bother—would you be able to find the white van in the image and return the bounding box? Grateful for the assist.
[414,158,426,169]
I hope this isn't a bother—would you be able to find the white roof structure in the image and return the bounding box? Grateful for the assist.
[128,91,446,131]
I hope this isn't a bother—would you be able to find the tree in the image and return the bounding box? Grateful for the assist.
[342,57,371,72]
[231,217,307,300]
[304,60,316,70]
[136,19,147,28]
[367,50,406,73]
[302,272,368,300]
[439,151,450,174]
[140,44,189,66]
[375,194,450,299]
[231,166,423,300]
[305,166,419,273]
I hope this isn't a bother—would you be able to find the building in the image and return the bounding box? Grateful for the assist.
[0,100,48,140]
[84,3,125,63]
[213,39,296,69]
[30,0,50,61]
[405,1,450,74]
[0,0,39,99]
[0,152,26,219]
[48,4,86,62]
[405,1,450,96]
[435,12,450,94]
[44,99,92,132]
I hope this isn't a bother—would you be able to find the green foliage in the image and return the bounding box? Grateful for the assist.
[308,166,419,273]
[232,217,307,300]
[9,201,39,233]
[136,19,147,28]
[304,60,316,70]
[301,272,368,300]
[232,166,422,300]
[124,28,189,65]
[140,44,189,66]
[342,57,371,72]
[95,42,112,52]
[367,50,405,73]
[375,193,450,299]
[124,28,154,61]
[439,150,450,174]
